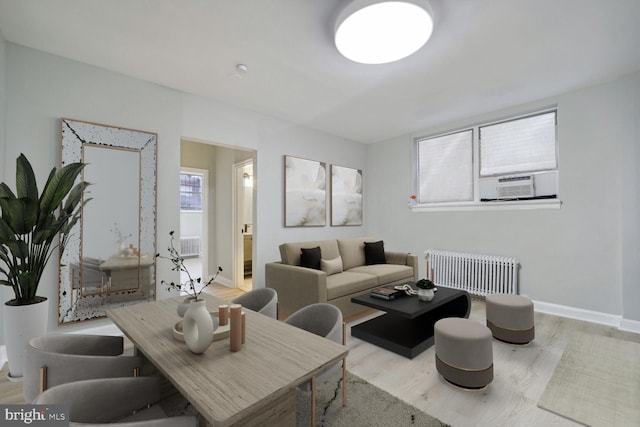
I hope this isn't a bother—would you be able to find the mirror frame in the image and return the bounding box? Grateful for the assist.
[58,118,157,324]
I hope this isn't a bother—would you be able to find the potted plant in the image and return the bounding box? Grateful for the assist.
[415,278,436,302]
[0,153,88,379]
[156,231,223,353]
[156,231,222,316]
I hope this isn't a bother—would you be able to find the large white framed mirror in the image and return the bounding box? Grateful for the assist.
[59,118,157,324]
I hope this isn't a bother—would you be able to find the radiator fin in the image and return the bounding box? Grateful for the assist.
[180,236,201,257]
[425,249,519,296]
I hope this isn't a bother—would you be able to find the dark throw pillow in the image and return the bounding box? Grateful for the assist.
[300,246,322,270]
[364,240,386,265]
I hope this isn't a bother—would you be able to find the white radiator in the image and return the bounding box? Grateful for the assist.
[425,249,519,296]
[180,236,201,257]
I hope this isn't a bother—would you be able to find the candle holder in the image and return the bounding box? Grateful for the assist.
[230,304,242,352]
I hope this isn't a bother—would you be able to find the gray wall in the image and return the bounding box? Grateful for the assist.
[1,38,637,346]
[1,42,367,340]
[180,94,370,286]
[0,32,5,345]
[366,72,640,322]
[2,42,183,335]
[0,30,5,172]
[620,73,640,323]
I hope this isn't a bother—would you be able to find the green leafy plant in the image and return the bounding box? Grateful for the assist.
[156,231,222,301]
[0,153,88,305]
[415,278,435,289]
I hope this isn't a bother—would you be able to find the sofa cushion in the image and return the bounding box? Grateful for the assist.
[337,237,374,270]
[300,247,321,270]
[326,271,378,300]
[321,256,343,275]
[280,240,340,266]
[364,240,386,265]
[349,264,414,285]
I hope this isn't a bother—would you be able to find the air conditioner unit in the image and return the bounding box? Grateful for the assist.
[497,175,533,199]
[479,171,558,201]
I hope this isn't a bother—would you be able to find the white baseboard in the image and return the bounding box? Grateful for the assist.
[619,318,640,334]
[534,300,629,330]
[215,275,233,287]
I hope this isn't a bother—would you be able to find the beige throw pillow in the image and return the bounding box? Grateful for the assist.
[321,256,343,275]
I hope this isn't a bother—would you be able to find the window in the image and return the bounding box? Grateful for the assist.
[417,130,473,203]
[479,112,557,176]
[414,109,558,209]
[180,172,203,211]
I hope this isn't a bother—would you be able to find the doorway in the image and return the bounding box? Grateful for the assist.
[178,168,208,291]
[180,139,255,291]
[234,160,254,292]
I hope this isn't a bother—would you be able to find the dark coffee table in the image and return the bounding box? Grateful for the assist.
[351,285,471,359]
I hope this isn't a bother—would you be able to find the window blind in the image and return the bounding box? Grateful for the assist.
[479,111,557,176]
[417,130,473,203]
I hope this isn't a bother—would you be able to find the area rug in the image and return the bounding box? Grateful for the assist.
[537,332,640,427]
[161,370,448,426]
[296,371,449,427]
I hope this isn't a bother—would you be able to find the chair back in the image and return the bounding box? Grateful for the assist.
[284,303,343,344]
[33,377,197,427]
[232,288,278,318]
[23,334,141,403]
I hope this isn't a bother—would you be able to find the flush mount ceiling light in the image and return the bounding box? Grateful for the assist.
[335,0,434,64]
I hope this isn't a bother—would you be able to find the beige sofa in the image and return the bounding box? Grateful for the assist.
[265,237,418,318]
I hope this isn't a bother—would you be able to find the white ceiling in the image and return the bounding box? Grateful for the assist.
[1,0,639,143]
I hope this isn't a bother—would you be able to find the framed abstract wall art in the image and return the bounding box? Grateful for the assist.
[331,164,363,226]
[284,155,326,227]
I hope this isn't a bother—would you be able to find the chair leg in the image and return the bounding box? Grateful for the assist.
[342,357,347,407]
[39,366,47,394]
[310,375,316,427]
[342,322,347,407]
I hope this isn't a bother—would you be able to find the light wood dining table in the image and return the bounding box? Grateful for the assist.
[107,293,348,426]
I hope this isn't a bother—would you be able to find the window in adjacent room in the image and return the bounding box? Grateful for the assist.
[180,172,204,211]
[414,108,559,209]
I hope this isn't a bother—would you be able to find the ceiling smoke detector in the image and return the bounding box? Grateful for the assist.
[236,64,248,75]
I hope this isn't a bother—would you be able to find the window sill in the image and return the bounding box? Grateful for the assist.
[409,199,562,212]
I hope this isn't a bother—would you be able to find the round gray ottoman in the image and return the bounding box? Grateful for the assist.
[485,294,534,344]
[434,317,493,389]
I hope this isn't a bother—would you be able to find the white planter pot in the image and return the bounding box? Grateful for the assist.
[177,296,197,317]
[418,288,435,302]
[3,297,49,380]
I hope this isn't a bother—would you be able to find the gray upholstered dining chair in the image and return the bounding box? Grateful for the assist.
[232,287,278,318]
[285,303,347,425]
[33,376,197,427]
[23,334,141,403]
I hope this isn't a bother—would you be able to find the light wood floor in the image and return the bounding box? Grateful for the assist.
[3,289,639,427]
[346,298,640,427]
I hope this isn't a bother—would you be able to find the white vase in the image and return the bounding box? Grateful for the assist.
[183,299,215,354]
[3,297,49,380]
[177,296,196,317]
[418,288,435,302]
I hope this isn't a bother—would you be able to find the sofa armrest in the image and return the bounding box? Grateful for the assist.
[265,262,327,317]
[385,251,419,281]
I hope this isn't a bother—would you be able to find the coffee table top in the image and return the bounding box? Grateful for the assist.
[352,284,470,319]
